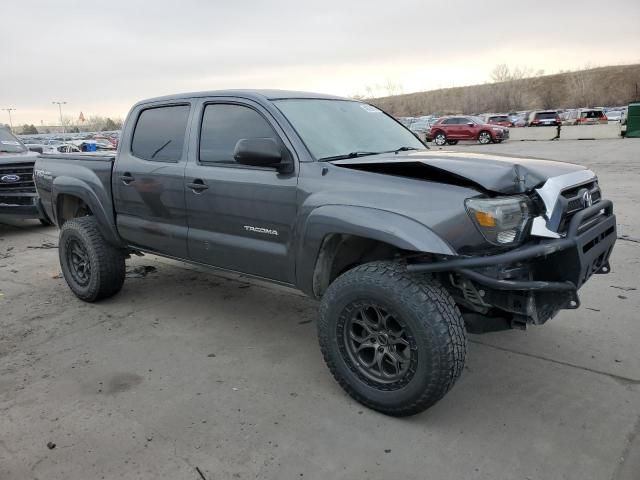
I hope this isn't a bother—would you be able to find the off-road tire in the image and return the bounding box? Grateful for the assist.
[59,216,126,302]
[318,261,467,416]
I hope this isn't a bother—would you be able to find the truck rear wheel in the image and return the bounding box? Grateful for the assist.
[59,216,125,302]
[318,261,467,416]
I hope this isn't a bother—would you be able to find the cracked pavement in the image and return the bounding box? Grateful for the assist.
[1,139,639,479]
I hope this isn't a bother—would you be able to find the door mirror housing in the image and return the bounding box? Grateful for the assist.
[27,145,44,154]
[467,122,474,127]
[233,138,291,172]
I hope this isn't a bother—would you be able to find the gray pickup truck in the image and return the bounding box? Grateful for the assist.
[34,90,617,416]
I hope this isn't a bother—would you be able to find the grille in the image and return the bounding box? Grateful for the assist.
[558,180,601,232]
[0,163,36,193]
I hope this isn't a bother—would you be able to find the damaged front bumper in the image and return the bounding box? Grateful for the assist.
[407,200,616,326]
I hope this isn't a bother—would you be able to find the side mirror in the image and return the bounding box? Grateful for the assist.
[28,145,44,154]
[467,122,474,127]
[233,138,291,172]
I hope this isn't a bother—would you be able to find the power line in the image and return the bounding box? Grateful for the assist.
[52,101,67,136]
[1,108,16,132]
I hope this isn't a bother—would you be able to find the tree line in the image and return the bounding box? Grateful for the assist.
[366,63,640,117]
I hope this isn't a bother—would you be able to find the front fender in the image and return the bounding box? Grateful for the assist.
[295,205,455,295]
[52,176,123,247]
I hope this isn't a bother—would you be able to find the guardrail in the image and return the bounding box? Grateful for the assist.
[509,123,623,141]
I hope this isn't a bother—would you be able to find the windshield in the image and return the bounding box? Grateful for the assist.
[489,116,509,122]
[0,129,27,153]
[273,99,424,160]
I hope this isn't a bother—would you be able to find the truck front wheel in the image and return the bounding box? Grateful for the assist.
[318,261,467,416]
[59,216,126,302]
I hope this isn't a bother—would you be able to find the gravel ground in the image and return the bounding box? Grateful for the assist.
[1,139,639,480]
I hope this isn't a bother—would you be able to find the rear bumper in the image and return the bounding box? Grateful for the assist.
[408,200,616,323]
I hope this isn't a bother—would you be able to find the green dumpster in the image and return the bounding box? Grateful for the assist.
[626,102,640,138]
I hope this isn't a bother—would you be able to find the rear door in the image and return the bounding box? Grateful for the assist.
[441,117,459,138]
[184,98,298,283]
[113,103,192,258]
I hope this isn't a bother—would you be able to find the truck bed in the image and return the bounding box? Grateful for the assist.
[34,152,118,234]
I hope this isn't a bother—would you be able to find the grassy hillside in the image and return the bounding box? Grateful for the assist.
[369,64,640,116]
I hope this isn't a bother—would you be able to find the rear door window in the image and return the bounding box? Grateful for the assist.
[131,104,190,162]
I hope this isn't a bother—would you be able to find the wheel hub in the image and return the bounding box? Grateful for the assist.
[343,303,413,384]
[66,238,91,287]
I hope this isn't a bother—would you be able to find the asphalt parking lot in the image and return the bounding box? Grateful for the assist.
[1,139,639,480]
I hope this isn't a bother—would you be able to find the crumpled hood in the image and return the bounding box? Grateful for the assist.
[331,150,585,194]
[0,150,39,165]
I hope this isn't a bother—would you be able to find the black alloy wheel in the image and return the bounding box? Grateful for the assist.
[343,302,415,385]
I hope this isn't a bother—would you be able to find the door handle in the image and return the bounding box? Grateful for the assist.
[187,179,209,192]
[121,172,135,184]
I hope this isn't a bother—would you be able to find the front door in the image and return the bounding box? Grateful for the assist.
[185,100,298,283]
[113,103,192,258]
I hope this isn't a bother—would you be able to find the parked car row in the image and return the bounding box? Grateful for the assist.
[18,131,120,149]
[399,104,628,139]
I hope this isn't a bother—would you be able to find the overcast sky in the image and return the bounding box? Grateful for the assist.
[3,0,639,126]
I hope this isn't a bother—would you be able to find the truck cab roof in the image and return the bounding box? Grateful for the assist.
[135,89,347,107]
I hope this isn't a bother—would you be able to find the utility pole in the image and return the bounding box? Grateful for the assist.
[1,108,16,132]
[52,101,67,137]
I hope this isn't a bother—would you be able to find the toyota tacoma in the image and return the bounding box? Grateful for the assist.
[34,90,617,416]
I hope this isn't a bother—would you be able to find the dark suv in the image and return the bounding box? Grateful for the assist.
[427,116,509,145]
[528,110,561,127]
[0,127,51,224]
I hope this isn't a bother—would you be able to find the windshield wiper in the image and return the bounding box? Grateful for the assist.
[318,151,381,162]
[385,146,419,154]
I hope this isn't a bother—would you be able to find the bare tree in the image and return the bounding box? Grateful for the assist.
[490,64,511,83]
[383,80,404,97]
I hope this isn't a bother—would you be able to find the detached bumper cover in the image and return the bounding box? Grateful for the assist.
[407,200,616,292]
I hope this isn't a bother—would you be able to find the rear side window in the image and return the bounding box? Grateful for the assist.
[582,110,604,118]
[131,105,190,162]
[199,104,279,164]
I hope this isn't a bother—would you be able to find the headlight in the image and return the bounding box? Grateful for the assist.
[465,196,531,245]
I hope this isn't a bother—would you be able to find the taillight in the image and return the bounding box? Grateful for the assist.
[602,115,608,122]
